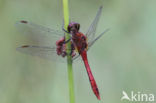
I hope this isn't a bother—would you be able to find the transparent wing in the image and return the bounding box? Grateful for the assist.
[17,45,82,62]
[17,45,67,62]
[15,20,64,47]
[88,28,110,49]
[72,54,80,61]
[86,6,103,43]
[15,21,83,62]
[73,29,109,60]
[72,6,103,61]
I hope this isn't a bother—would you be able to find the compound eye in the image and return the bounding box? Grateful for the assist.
[76,24,80,31]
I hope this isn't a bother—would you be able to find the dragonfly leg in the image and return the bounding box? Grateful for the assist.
[64,38,71,44]
[62,26,69,34]
[62,19,69,33]
[62,25,72,44]
[70,43,76,57]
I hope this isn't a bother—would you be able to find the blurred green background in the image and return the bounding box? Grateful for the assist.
[0,0,156,103]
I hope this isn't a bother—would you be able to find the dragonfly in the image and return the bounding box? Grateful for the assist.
[16,6,109,100]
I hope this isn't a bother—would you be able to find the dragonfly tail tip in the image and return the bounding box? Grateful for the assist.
[97,95,101,100]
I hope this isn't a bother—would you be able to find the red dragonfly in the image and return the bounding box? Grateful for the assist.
[16,6,109,100]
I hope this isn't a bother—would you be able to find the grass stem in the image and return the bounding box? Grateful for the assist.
[62,0,75,103]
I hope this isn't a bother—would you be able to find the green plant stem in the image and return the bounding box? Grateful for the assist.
[62,0,75,103]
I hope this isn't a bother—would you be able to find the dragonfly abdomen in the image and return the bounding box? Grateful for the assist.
[81,51,100,100]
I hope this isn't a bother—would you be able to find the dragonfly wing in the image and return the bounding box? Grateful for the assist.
[72,54,81,61]
[73,28,109,62]
[72,6,103,61]
[88,28,110,49]
[17,45,66,62]
[15,20,64,47]
[86,6,103,43]
[73,28,109,61]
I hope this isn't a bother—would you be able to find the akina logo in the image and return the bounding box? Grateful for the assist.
[121,91,155,102]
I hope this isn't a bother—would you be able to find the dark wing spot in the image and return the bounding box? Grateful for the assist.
[21,45,29,48]
[20,20,28,24]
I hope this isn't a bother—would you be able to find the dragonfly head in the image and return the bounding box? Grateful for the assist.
[68,22,80,34]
